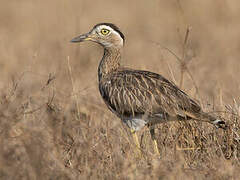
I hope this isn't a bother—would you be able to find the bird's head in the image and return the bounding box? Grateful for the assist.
[71,23,125,48]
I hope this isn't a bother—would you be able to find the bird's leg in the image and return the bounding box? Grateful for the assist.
[130,129,141,156]
[149,128,160,155]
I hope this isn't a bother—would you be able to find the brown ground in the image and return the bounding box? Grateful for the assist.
[0,1,240,179]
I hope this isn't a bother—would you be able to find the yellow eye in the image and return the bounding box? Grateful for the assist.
[101,29,110,35]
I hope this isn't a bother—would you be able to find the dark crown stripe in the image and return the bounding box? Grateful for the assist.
[93,23,125,42]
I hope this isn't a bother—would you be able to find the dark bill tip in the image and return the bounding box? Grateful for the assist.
[70,33,90,43]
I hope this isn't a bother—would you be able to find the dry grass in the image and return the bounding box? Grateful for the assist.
[1,1,240,179]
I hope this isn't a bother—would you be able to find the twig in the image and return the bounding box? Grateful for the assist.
[179,26,192,88]
[67,56,81,120]
[23,103,45,114]
[150,41,181,62]
[150,26,199,97]
[41,73,56,91]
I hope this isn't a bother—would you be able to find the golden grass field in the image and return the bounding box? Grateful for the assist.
[1,0,240,179]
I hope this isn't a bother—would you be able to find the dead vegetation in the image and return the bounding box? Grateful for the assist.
[1,1,240,179]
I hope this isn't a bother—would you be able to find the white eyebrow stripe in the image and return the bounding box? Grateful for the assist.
[97,25,113,32]
[96,25,124,45]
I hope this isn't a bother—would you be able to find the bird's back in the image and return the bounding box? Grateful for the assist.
[99,68,203,127]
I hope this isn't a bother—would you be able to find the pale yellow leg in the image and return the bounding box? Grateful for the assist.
[150,128,160,155]
[152,139,160,155]
[130,129,141,156]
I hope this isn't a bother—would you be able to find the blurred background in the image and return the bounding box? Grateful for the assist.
[1,0,240,179]
[1,0,240,101]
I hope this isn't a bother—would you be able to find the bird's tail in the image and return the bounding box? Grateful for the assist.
[184,111,227,130]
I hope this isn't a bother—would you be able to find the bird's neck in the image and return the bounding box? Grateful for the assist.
[98,47,122,81]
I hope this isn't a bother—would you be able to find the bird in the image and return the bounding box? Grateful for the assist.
[71,23,226,155]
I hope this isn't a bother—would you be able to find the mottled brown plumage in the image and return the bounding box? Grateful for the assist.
[100,69,199,121]
[98,56,225,131]
[71,23,226,154]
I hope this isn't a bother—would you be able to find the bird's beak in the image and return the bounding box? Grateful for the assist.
[70,33,91,43]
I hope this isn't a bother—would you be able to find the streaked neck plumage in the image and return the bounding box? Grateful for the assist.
[98,46,122,81]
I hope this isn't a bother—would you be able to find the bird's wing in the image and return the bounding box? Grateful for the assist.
[99,69,201,119]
